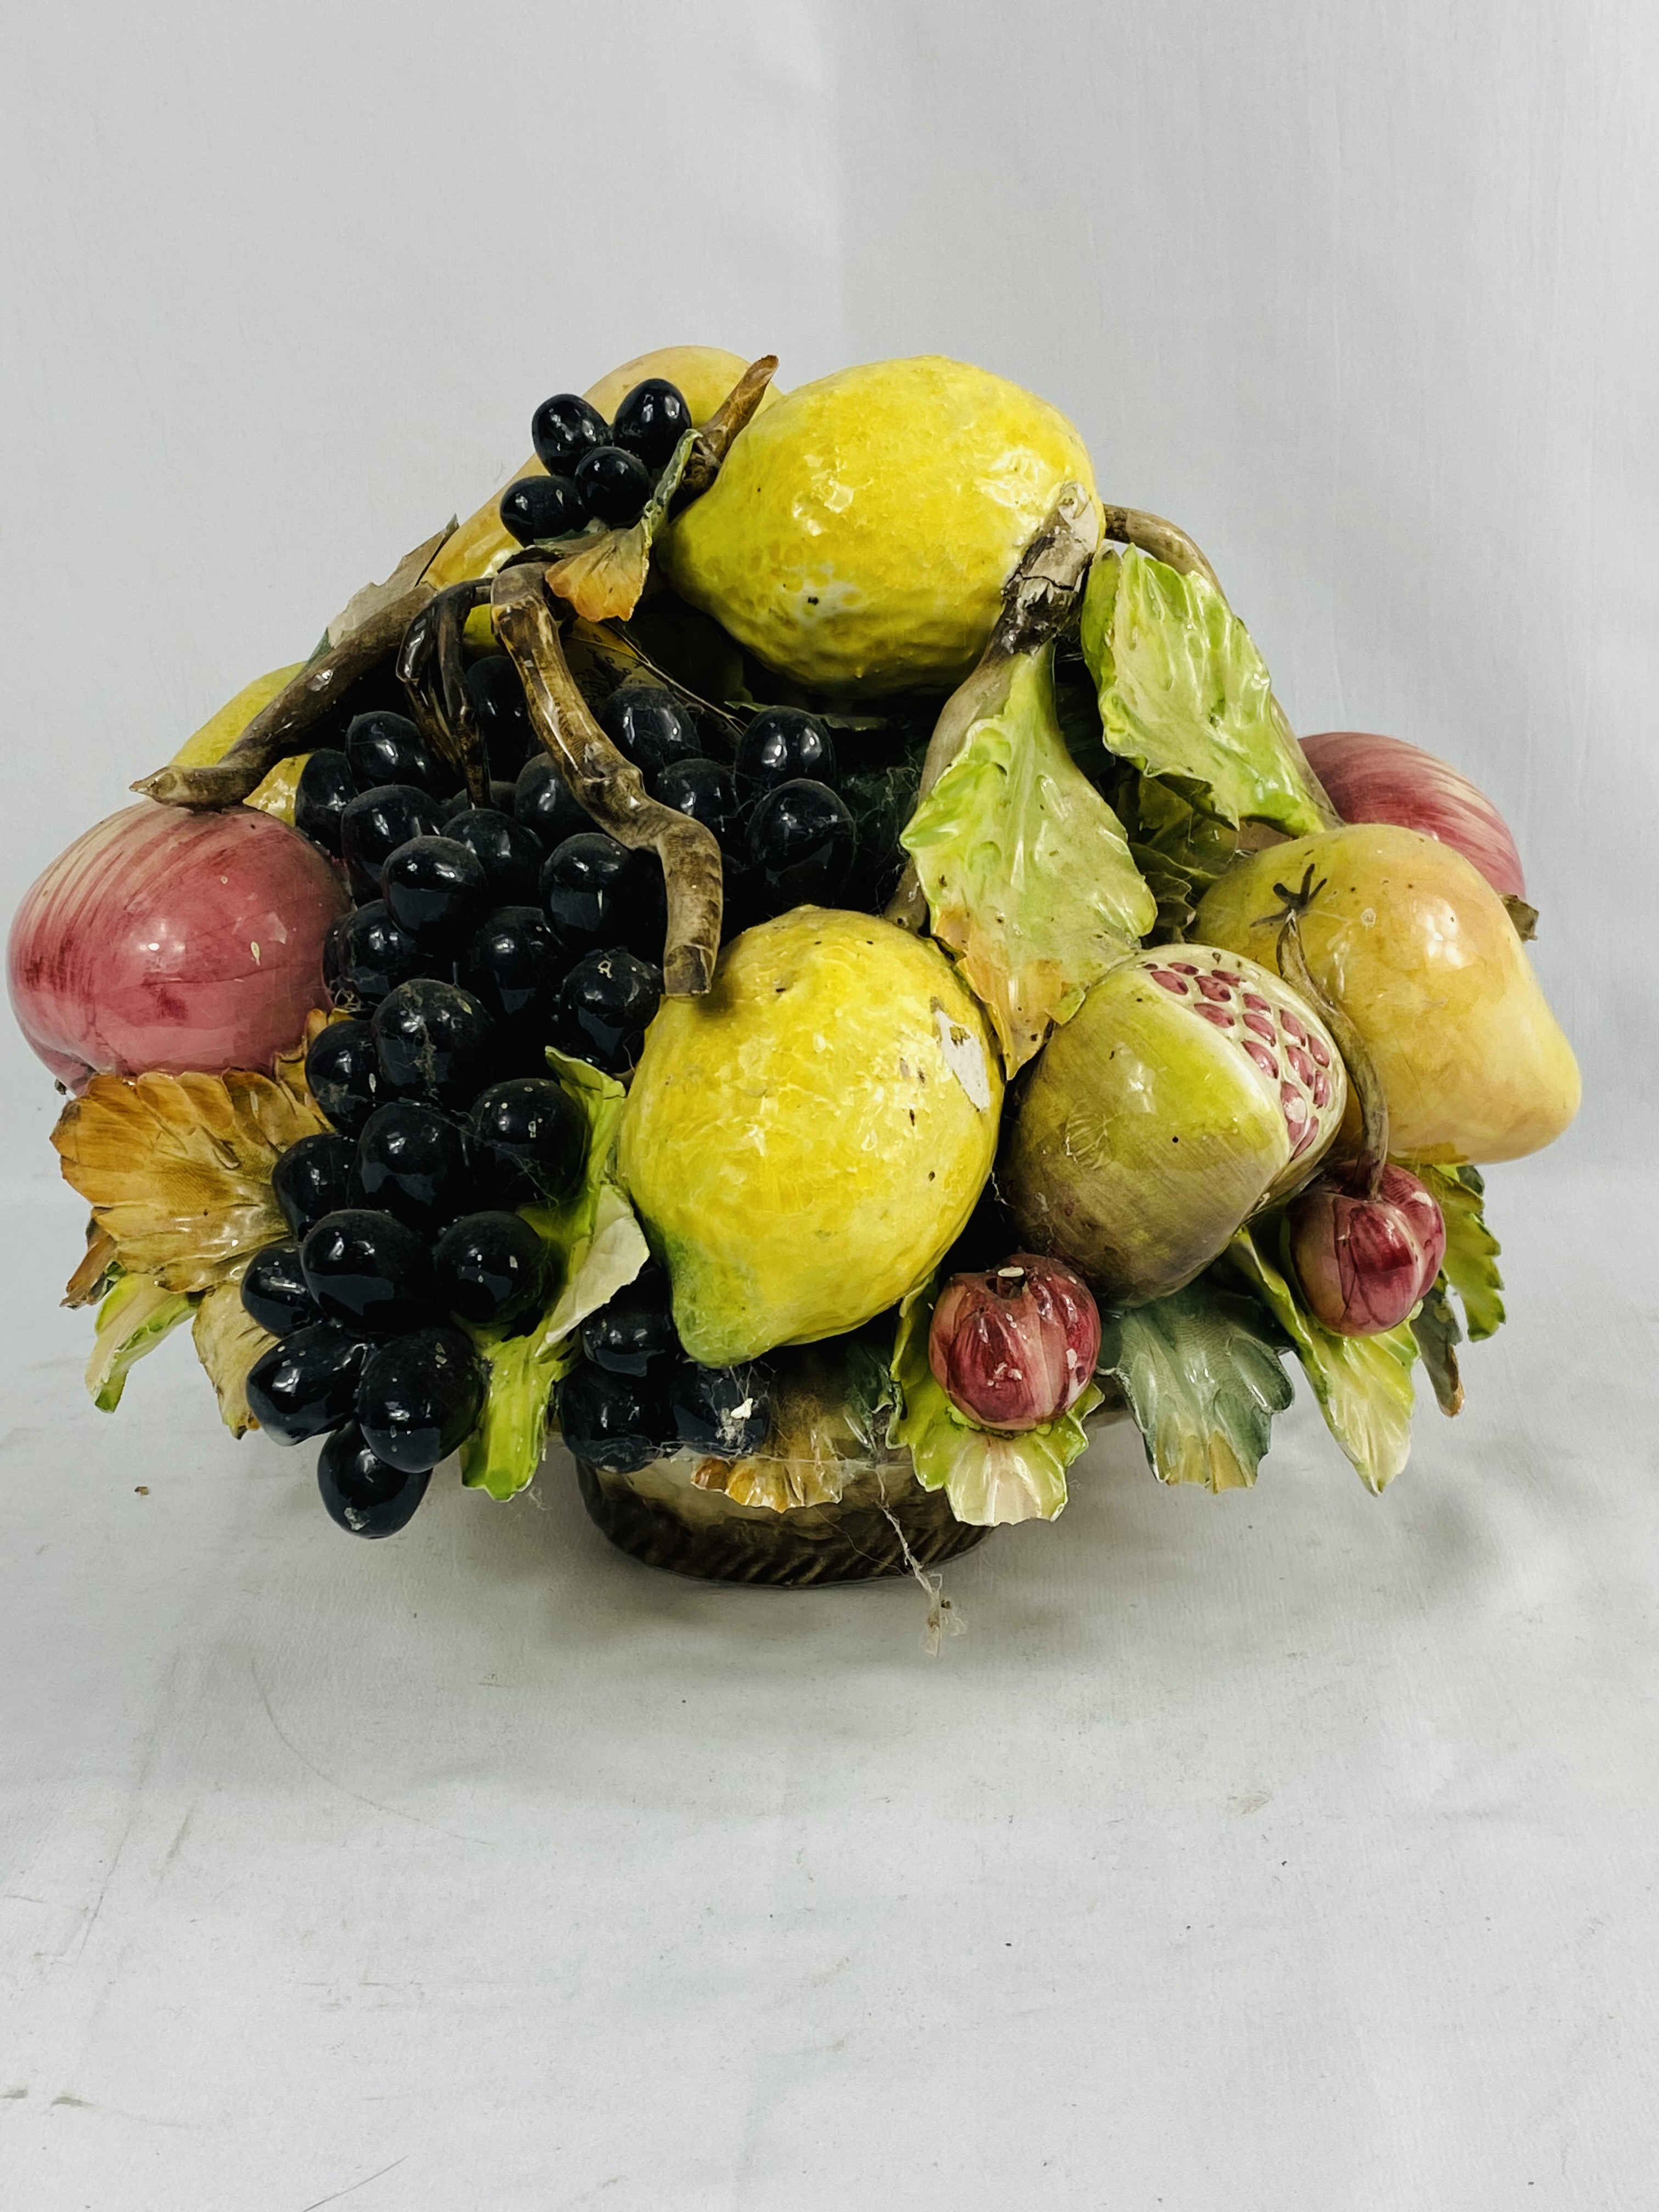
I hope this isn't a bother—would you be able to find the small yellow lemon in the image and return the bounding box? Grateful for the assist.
[618,907,1003,1365]
[658,355,1097,696]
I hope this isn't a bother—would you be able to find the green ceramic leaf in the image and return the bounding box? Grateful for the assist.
[889,1278,1102,1527]
[1224,1223,1419,1493]
[1079,547,1329,836]
[1410,1163,1505,1341]
[87,1271,195,1413]
[1410,1278,1465,1415]
[1098,1277,1294,1491]
[899,645,1155,1071]
[460,1051,649,1502]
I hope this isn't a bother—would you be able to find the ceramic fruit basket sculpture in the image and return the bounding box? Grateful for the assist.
[8,346,1581,1588]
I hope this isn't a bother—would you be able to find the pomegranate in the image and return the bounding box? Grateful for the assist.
[9,802,348,1089]
[928,1255,1101,1432]
[1288,1164,1447,1336]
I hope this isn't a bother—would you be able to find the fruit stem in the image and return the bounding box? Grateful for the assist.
[131,586,435,810]
[1264,865,1390,1197]
[675,356,779,504]
[885,483,1101,933]
[396,579,493,803]
[490,562,724,997]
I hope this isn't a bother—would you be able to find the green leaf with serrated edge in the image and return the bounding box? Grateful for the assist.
[1410,1279,1465,1416]
[900,645,1156,1072]
[888,1278,1102,1527]
[1223,1223,1418,1494]
[1409,1163,1505,1342]
[459,1052,649,1502]
[1080,548,1329,837]
[1098,1277,1294,1492]
[87,1272,195,1412]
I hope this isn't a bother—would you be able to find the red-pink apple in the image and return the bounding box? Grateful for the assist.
[9,802,349,1089]
[1302,730,1526,899]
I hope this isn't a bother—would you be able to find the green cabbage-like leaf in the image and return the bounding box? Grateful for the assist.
[1098,1277,1293,1491]
[1224,1223,1418,1493]
[87,1271,195,1412]
[1410,1278,1464,1415]
[899,647,1155,1072]
[1080,548,1329,836]
[460,1052,650,1502]
[1410,1163,1504,1342]
[889,1279,1102,1526]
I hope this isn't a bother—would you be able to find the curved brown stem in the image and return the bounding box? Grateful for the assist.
[133,584,434,809]
[490,563,723,997]
[884,482,1101,934]
[1264,865,1389,1197]
[397,579,492,803]
[1098,506,1224,595]
[676,356,778,503]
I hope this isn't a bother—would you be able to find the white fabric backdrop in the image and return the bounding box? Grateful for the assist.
[2,4,1654,2207]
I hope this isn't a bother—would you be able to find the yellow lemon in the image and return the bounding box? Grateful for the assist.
[618,908,1003,1365]
[425,345,781,594]
[658,354,1097,696]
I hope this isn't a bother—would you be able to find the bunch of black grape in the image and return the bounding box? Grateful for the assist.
[498,380,693,546]
[241,1041,586,1536]
[557,1263,772,1477]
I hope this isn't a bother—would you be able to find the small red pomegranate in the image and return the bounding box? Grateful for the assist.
[1288,1164,1446,1336]
[928,1254,1101,1432]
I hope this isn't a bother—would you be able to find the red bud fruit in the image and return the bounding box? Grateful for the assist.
[928,1255,1101,1432]
[1287,1164,1447,1336]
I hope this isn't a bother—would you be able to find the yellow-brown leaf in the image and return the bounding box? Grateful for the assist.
[192,1279,276,1437]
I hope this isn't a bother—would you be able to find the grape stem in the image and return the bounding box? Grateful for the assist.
[397,579,493,803]
[1262,864,1389,1198]
[675,356,779,503]
[490,563,724,997]
[131,586,435,810]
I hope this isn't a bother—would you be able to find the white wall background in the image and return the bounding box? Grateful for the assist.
[2,7,1655,2209]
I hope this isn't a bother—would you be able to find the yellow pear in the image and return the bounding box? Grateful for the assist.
[425,345,781,593]
[1193,824,1579,1164]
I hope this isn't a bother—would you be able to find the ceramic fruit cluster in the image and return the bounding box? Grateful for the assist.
[8,343,1579,1551]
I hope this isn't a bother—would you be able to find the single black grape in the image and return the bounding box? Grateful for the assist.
[300,1208,440,1335]
[514,754,588,849]
[580,1266,679,1378]
[357,1326,484,1474]
[294,748,356,856]
[381,836,490,951]
[345,712,449,798]
[340,783,447,900]
[353,1101,479,1235]
[272,1132,355,1239]
[541,832,664,961]
[317,1423,431,1537]
[306,1019,381,1136]
[499,474,589,546]
[557,949,662,1074]
[445,808,545,907]
[735,707,838,797]
[597,686,702,782]
[462,656,534,780]
[245,1322,369,1446]
[746,778,855,908]
[574,445,653,528]
[669,1359,772,1459]
[469,1077,585,1203]
[531,392,608,474]
[371,978,496,1107]
[433,1211,549,1334]
[653,757,743,851]
[460,907,563,1029]
[240,1242,323,1339]
[557,1362,670,1475]
[610,378,691,472]
[328,901,430,1008]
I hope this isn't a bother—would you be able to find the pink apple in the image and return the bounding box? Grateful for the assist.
[9,802,349,1089]
[1301,731,1526,899]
